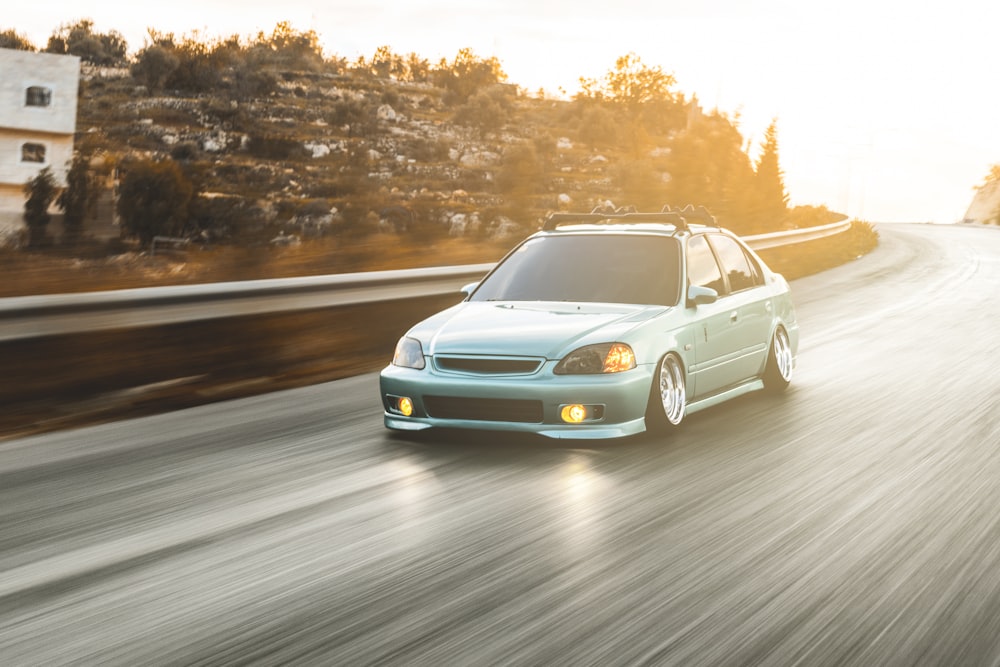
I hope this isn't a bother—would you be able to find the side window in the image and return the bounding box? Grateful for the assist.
[709,234,760,293]
[21,143,47,164]
[25,86,52,107]
[687,235,725,295]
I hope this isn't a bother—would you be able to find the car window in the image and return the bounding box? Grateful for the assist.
[686,235,726,295]
[469,234,681,306]
[709,234,762,293]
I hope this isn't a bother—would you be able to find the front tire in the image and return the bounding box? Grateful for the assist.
[645,353,686,434]
[762,326,793,392]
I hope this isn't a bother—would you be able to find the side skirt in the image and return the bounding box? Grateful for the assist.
[685,379,764,416]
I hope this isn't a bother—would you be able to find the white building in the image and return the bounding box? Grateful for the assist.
[0,48,80,235]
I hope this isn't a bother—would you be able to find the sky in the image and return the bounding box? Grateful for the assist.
[6,0,1000,223]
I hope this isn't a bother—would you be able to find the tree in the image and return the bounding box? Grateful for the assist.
[433,48,508,105]
[576,53,685,153]
[753,119,789,228]
[404,53,431,82]
[131,45,180,93]
[663,112,757,232]
[454,88,512,137]
[369,45,405,79]
[579,53,679,111]
[250,21,324,70]
[0,28,36,51]
[147,32,225,94]
[23,168,59,248]
[117,159,194,247]
[45,19,127,66]
[230,49,279,100]
[328,98,377,138]
[979,164,1000,187]
[57,154,102,245]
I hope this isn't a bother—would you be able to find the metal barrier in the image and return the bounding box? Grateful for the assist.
[745,218,852,250]
[0,219,851,343]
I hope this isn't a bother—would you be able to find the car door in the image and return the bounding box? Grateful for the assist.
[685,234,745,398]
[706,233,772,380]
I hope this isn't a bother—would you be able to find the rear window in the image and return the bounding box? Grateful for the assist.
[469,234,681,306]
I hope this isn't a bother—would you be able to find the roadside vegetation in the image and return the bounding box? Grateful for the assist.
[0,20,881,296]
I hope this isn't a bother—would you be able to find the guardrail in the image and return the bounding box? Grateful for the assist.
[0,219,851,343]
[744,218,852,250]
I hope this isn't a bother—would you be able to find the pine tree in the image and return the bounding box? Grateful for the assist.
[754,119,789,229]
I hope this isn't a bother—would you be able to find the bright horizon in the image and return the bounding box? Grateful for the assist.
[6,0,1000,223]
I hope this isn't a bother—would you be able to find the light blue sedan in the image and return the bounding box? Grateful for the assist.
[380,207,798,439]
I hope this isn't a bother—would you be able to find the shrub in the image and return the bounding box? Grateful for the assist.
[57,154,102,246]
[131,45,179,93]
[247,134,303,160]
[170,142,201,161]
[117,159,194,247]
[45,20,127,66]
[23,168,59,248]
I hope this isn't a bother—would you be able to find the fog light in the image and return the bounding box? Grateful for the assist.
[561,404,587,424]
[398,396,414,417]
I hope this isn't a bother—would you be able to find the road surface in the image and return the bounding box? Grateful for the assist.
[2,223,1000,665]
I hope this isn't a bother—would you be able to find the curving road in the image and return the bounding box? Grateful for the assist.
[3,223,1000,665]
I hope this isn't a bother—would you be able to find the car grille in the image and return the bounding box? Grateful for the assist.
[434,356,543,375]
[423,396,544,423]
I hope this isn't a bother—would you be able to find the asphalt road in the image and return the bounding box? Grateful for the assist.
[2,223,1000,666]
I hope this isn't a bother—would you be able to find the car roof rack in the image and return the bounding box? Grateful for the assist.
[541,204,719,233]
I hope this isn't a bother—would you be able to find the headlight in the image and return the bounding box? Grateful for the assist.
[392,337,425,370]
[554,343,636,374]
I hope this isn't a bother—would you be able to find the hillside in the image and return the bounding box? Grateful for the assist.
[2,28,868,296]
[74,66,688,244]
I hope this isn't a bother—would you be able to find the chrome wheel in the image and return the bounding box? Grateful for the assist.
[763,326,793,391]
[657,354,686,426]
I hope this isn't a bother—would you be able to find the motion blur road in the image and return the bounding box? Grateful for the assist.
[3,223,1000,665]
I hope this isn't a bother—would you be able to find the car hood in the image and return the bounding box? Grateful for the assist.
[414,301,669,359]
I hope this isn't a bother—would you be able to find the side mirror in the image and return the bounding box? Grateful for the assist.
[460,282,479,299]
[687,285,718,307]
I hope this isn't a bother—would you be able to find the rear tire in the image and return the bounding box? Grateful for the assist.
[762,326,793,393]
[645,353,686,434]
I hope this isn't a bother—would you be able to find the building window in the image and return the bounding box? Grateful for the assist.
[25,86,52,107]
[21,143,47,163]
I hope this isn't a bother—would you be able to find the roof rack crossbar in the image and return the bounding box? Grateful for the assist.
[660,204,720,230]
[542,211,685,231]
[541,204,719,232]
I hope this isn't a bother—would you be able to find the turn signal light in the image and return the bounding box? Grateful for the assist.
[603,343,636,373]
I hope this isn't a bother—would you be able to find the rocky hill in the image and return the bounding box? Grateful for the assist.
[6,22,846,261]
[2,30,867,297]
[76,61,650,249]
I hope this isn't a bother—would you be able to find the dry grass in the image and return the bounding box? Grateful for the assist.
[0,234,513,298]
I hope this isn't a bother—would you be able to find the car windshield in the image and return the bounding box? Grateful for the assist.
[469,234,681,306]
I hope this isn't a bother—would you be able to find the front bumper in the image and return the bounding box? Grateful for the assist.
[379,362,654,439]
